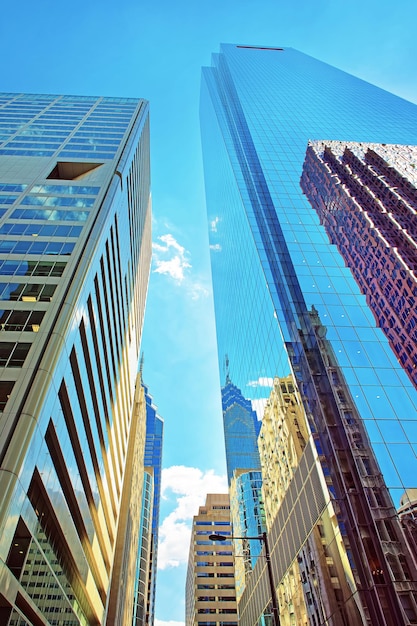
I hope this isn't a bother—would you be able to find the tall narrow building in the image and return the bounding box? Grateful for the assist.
[201,45,417,625]
[185,494,238,626]
[143,381,164,625]
[0,93,152,625]
[221,374,265,599]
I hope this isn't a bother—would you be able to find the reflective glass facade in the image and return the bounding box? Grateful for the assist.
[142,382,164,626]
[201,46,417,626]
[222,379,261,484]
[221,378,265,597]
[301,141,417,391]
[0,93,152,625]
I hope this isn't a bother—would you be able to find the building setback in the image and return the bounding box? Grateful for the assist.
[185,494,238,626]
[201,45,417,625]
[0,93,151,625]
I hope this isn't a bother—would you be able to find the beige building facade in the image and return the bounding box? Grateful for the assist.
[186,494,238,626]
[259,376,365,626]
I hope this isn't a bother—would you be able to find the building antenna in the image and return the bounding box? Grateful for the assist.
[225,354,231,384]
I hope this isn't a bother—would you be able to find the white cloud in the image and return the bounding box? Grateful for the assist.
[151,232,211,301]
[152,234,191,283]
[189,281,210,300]
[209,243,222,252]
[155,620,184,626]
[210,216,220,232]
[251,397,268,421]
[247,377,274,388]
[158,466,228,570]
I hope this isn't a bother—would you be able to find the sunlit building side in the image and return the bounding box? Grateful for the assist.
[0,93,152,625]
[185,494,238,626]
[259,376,365,625]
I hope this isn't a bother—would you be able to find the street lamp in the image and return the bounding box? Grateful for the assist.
[209,531,280,626]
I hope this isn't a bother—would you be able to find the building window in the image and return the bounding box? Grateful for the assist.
[0,342,31,367]
[0,380,14,410]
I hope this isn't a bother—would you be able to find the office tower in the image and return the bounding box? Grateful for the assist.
[132,378,164,626]
[221,365,265,599]
[301,140,417,390]
[133,467,154,626]
[201,45,417,626]
[222,372,261,483]
[0,93,152,625]
[143,381,164,625]
[185,494,238,626]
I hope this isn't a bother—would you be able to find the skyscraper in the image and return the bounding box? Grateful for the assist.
[221,371,265,599]
[185,494,238,626]
[0,93,152,625]
[201,45,417,625]
[142,381,164,625]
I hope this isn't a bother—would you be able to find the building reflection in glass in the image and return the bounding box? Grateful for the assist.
[201,44,417,625]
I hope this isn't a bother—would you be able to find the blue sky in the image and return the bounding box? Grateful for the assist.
[1,1,417,624]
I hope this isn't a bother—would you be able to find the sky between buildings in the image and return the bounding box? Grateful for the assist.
[1,1,417,624]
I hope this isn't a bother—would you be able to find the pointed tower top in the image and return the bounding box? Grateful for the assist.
[225,353,231,384]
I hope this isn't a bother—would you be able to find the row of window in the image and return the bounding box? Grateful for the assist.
[0,282,56,302]
[0,149,56,157]
[30,184,99,196]
[0,240,74,256]
[196,530,231,535]
[198,609,237,614]
[195,521,230,526]
[0,183,27,192]
[59,150,115,160]
[197,584,235,590]
[0,223,82,238]
[0,342,31,367]
[197,573,234,578]
[0,311,45,333]
[198,622,238,626]
[11,208,89,222]
[197,562,233,567]
[0,260,66,277]
[197,551,232,556]
[197,541,232,546]
[198,596,236,602]
[0,194,19,205]
[22,195,95,208]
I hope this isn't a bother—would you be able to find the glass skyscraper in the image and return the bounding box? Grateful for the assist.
[201,45,417,625]
[143,381,164,625]
[0,93,152,625]
[221,375,265,599]
[132,378,164,626]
